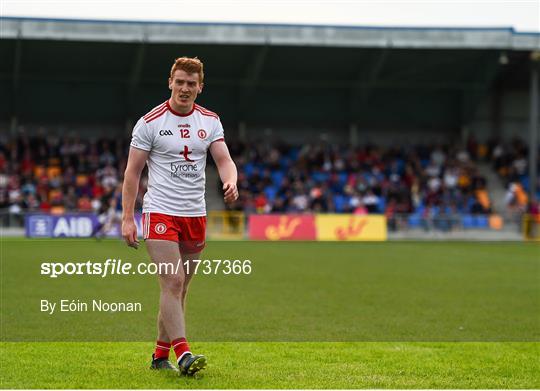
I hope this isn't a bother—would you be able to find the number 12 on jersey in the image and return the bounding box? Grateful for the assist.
[179,129,190,138]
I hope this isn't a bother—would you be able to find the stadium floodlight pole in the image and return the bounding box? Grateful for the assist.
[529,51,540,201]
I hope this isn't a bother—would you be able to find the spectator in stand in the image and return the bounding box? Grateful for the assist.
[505,183,528,213]
[490,138,539,214]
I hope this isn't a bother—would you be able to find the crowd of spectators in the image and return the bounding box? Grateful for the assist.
[486,138,540,213]
[0,128,141,218]
[2,127,538,229]
[224,140,493,230]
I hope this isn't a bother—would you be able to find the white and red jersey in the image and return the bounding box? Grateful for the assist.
[130,100,224,217]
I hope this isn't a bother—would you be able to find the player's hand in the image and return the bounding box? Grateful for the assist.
[223,182,239,203]
[122,218,140,249]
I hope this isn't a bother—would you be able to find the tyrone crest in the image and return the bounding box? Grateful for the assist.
[155,223,167,234]
[197,129,207,139]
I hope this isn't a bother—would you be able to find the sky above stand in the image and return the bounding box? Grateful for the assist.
[1,0,539,32]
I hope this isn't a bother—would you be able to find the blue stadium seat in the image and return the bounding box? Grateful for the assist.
[333,194,347,213]
[462,215,474,228]
[264,186,278,202]
[338,172,348,185]
[312,172,329,183]
[244,163,255,177]
[288,148,300,160]
[408,214,422,228]
[377,197,386,213]
[395,158,405,174]
[271,170,285,186]
[521,176,529,192]
[474,215,489,228]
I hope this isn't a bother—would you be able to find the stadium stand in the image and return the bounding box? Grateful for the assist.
[0,129,131,225]
[2,127,537,234]
[487,137,540,211]
[227,140,492,219]
[1,18,538,239]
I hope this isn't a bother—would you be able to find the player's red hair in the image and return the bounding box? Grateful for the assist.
[170,57,204,84]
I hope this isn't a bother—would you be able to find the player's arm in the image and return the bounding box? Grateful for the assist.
[209,141,238,203]
[121,146,149,248]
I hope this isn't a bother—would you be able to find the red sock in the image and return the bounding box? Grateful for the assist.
[154,340,171,359]
[171,338,191,362]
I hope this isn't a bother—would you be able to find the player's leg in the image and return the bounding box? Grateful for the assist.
[146,239,188,345]
[178,216,207,310]
[180,251,201,311]
[144,212,205,373]
[146,239,186,371]
[171,216,207,375]
[157,311,168,341]
[154,294,178,360]
[166,247,207,376]
[142,213,173,359]
[155,310,170,362]
[153,305,176,367]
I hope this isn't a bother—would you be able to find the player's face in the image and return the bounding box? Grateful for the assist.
[168,70,203,113]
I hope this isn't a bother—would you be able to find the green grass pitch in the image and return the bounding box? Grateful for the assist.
[1,238,539,388]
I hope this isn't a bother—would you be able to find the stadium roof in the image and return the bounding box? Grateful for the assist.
[2,17,540,50]
[1,17,537,131]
